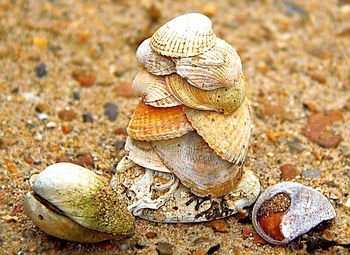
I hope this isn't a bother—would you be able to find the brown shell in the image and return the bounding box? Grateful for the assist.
[132,69,181,108]
[183,99,251,164]
[127,101,193,141]
[152,131,243,197]
[150,13,216,57]
[174,38,242,90]
[166,74,246,114]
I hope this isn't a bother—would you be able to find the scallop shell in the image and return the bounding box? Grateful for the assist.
[174,38,242,90]
[125,137,170,173]
[136,38,176,75]
[152,131,243,197]
[150,13,216,57]
[132,69,181,107]
[183,99,250,164]
[165,74,246,114]
[252,182,336,245]
[127,101,193,141]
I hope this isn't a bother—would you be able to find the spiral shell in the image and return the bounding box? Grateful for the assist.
[150,13,216,57]
[174,38,242,90]
[136,38,176,76]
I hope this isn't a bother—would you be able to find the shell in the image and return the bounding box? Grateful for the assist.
[150,13,216,57]
[152,131,243,197]
[25,163,135,241]
[132,68,181,108]
[113,163,260,223]
[165,73,246,114]
[136,38,176,75]
[125,137,170,173]
[174,38,242,90]
[252,182,336,245]
[127,101,193,141]
[184,99,251,164]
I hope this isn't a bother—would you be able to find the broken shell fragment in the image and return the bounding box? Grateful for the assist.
[24,163,135,242]
[132,68,181,108]
[166,74,246,114]
[174,38,242,90]
[252,182,336,245]
[127,101,193,141]
[136,38,176,76]
[150,13,216,57]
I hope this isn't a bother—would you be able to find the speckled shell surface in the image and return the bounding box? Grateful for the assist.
[127,101,193,141]
[252,182,336,245]
[136,38,176,76]
[184,99,251,164]
[132,69,181,107]
[152,131,243,197]
[174,38,242,90]
[150,13,216,57]
[166,74,246,114]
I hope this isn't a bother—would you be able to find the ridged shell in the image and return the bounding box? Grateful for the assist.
[184,99,250,164]
[125,137,170,173]
[136,38,176,75]
[166,74,246,114]
[152,131,243,197]
[174,38,242,90]
[132,69,181,107]
[150,13,216,57]
[127,101,193,141]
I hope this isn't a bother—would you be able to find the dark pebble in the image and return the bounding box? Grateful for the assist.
[134,243,148,249]
[82,113,93,123]
[286,137,304,154]
[114,141,125,151]
[73,91,80,101]
[36,63,47,78]
[156,242,174,255]
[207,244,221,255]
[104,102,118,121]
[302,169,322,179]
[11,87,19,94]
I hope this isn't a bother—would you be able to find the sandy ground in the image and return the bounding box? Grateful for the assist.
[0,0,349,254]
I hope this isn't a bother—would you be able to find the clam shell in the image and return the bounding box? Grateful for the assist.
[125,137,170,173]
[136,38,176,75]
[184,99,251,164]
[174,38,242,90]
[166,74,246,114]
[132,68,181,108]
[127,101,193,141]
[252,182,336,245]
[152,131,243,197]
[150,13,216,57]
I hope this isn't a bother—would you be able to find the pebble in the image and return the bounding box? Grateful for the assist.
[113,82,135,98]
[104,103,118,121]
[24,156,34,164]
[37,113,48,120]
[119,243,129,251]
[114,141,125,151]
[56,156,71,163]
[35,63,47,78]
[58,109,76,121]
[345,197,350,208]
[201,4,217,17]
[260,103,289,121]
[73,91,80,101]
[301,169,322,179]
[0,137,17,149]
[286,137,304,154]
[74,152,94,168]
[35,103,49,113]
[279,164,298,180]
[114,127,127,135]
[72,70,96,87]
[32,36,48,48]
[203,220,230,233]
[46,122,56,128]
[145,231,157,239]
[207,244,221,254]
[34,133,42,141]
[156,242,174,255]
[61,125,72,134]
[82,113,93,123]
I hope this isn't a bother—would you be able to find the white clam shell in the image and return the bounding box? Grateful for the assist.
[136,38,176,76]
[252,182,336,245]
[150,13,216,57]
[174,38,242,90]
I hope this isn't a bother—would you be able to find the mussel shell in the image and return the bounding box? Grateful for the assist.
[150,13,216,57]
[127,101,193,141]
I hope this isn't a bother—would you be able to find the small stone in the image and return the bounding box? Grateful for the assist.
[286,137,304,154]
[36,63,47,78]
[310,73,326,84]
[303,102,318,113]
[32,36,48,48]
[35,103,49,113]
[119,243,129,251]
[261,103,289,121]
[207,244,221,254]
[345,197,350,208]
[265,131,289,143]
[56,156,71,163]
[61,125,72,134]
[0,137,17,149]
[338,27,350,37]
[4,159,18,177]
[34,133,42,141]
[72,70,96,87]
[279,164,298,180]
[156,242,174,255]
[24,156,35,164]
[134,243,148,249]
[104,103,118,121]
[82,113,93,123]
[46,122,56,128]
[73,91,80,101]
[201,4,217,17]
[58,109,76,121]
[145,231,157,239]
[114,141,125,151]
[98,241,113,250]
[113,82,135,98]
[148,4,162,22]
[74,152,94,168]
[114,128,127,135]
[301,169,322,179]
[204,219,230,233]
[37,113,48,120]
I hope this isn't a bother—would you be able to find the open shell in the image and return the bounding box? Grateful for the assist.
[127,101,193,141]
[152,131,243,197]
[125,137,170,173]
[184,99,251,164]
[132,68,181,107]
[166,73,246,114]
[174,38,242,90]
[150,13,216,57]
[136,38,176,76]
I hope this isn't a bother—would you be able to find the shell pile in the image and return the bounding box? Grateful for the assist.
[115,13,260,223]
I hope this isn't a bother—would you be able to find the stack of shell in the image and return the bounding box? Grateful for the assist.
[114,13,261,223]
